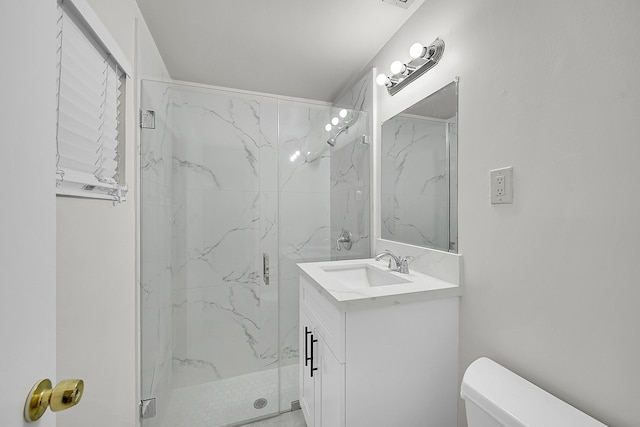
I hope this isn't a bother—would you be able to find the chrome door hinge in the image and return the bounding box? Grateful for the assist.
[140,398,156,420]
[140,110,155,129]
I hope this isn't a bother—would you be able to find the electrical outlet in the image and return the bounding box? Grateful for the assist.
[495,175,505,196]
[490,167,513,204]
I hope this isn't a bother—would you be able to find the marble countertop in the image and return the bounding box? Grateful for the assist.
[297,258,462,311]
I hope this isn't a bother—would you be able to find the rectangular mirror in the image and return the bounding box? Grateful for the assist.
[380,80,458,252]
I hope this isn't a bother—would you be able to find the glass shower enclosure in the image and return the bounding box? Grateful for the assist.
[140,80,369,427]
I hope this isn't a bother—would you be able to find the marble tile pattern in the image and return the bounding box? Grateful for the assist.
[169,86,280,391]
[329,136,370,260]
[381,115,450,250]
[333,70,372,113]
[331,72,373,261]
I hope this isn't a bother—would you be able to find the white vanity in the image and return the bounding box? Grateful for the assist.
[298,258,461,427]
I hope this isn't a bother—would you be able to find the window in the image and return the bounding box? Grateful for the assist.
[55,0,130,202]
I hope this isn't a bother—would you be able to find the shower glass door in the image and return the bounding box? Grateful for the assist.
[140,80,280,427]
[140,79,370,427]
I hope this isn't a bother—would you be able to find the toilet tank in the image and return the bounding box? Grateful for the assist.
[460,357,607,427]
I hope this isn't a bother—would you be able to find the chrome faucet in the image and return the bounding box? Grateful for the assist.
[374,250,414,274]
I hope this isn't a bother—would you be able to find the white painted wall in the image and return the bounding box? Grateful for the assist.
[0,2,57,426]
[56,1,168,426]
[365,1,640,426]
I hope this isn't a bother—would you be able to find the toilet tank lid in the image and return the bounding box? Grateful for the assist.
[460,358,607,427]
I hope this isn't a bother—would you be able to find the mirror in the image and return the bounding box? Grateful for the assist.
[380,81,458,252]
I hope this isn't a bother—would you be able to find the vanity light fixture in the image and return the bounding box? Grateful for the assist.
[376,37,445,95]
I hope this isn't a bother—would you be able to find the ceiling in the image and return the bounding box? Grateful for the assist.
[135,0,425,102]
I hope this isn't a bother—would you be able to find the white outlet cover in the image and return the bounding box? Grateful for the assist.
[490,166,513,204]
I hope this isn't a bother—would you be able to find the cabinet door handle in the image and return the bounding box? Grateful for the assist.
[304,327,312,367]
[310,334,318,378]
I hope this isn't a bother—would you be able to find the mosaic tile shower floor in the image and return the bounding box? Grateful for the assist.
[161,364,303,427]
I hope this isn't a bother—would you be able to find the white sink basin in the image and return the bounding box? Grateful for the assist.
[320,264,411,289]
[298,258,462,311]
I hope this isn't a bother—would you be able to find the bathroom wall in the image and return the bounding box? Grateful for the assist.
[364,1,640,426]
[331,72,374,260]
[56,1,169,426]
[329,138,371,259]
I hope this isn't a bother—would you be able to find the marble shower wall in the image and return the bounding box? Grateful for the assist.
[141,80,372,416]
[140,80,176,427]
[169,86,280,390]
[381,115,450,250]
[331,72,373,260]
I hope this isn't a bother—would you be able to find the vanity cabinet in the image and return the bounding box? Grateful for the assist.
[299,274,459,427]
[299,309,345,427]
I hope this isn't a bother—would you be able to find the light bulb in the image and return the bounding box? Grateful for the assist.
[376,73,390,87]
[325,123,332,132]
[390,60,405,75]
[331,117,339,126]
[409,42,425,59]
[339,109,348,118]
[290,150,301,162]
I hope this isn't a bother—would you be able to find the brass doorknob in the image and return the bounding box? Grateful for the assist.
[24,378,84,422]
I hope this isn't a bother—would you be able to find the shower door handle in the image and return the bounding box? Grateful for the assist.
[263,253,269,286]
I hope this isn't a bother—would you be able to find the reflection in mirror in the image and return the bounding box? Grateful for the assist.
[380,81,458,252]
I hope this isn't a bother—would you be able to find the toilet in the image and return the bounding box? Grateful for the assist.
[460,357,607,427]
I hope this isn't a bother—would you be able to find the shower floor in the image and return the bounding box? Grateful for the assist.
[161,364,299,427]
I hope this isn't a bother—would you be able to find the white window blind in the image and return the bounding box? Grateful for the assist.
[56,1,127,202]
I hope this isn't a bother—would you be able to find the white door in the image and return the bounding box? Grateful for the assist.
[0,2,58,426]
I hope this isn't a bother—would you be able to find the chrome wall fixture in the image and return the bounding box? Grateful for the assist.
[376,38,445,96]
[325,108,357,147]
